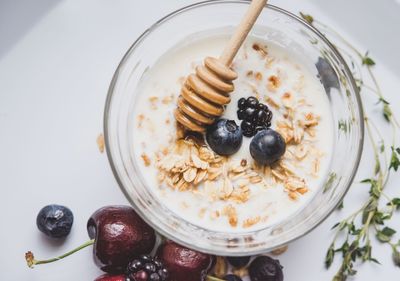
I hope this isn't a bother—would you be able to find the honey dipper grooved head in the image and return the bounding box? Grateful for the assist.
[175,56,238,132]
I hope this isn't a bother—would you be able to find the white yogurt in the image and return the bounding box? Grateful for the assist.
[132,32,333,233]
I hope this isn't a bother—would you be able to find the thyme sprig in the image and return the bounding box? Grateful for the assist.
[300,12,400,281]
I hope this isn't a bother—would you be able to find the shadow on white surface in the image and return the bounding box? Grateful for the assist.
[310,0,400,75]
[0,0,62,59]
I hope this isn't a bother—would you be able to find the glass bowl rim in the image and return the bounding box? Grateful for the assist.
[104,0,364,254]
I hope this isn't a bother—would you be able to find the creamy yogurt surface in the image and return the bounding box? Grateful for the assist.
[132,32,333,233]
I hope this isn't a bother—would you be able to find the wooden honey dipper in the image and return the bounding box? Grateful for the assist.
[174,0,268,132]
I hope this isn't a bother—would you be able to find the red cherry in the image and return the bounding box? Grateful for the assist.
[87,206,156,273]
[94,274,126,281]
[157,240,214,281]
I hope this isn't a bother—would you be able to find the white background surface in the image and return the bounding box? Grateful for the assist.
[1,0,399,280]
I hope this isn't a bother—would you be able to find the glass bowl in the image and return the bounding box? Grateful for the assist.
[104,0,364,255]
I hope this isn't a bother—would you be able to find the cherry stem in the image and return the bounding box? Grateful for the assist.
[207,276,225,281]
[25,239,95,268]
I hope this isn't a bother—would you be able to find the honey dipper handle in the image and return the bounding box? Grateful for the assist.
[219,0,267,66]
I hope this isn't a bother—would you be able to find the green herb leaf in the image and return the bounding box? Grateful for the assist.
[324,172,337,192]
[376,227,396,243]
[325,244,335,268]
[370,258,381,264]
[362,199,377,223]
[379,142,385,153]
[383,103,392,121]
[392,247,400,267]
[389,147,400,171]
[388,198,400,210]
[299,12,314,25]
[382,227,396,236]
[369,179,381,198]
[362,52,375,66]
[376,232,391,243]
[373,211,391,225]
[333,273,346,281]
[378,97,389,105]
[360,178,372,184]
[359,245,372,261]
[374,160,381,175]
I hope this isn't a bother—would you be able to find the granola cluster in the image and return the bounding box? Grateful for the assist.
[155,139,262,204]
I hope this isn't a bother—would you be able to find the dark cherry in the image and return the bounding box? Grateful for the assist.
[94,274,129,281]
[87,206,156,273]
[157,240,214,281]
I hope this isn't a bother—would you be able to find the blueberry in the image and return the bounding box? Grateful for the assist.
[249,256,283,281]
[224,274,243,281]
[36,204,73,238]
[206,119,243,156]
[227,256,251,268]
[250,129,286,165]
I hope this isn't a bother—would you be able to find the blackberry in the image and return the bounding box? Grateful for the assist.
[237,96,272,137]
[127,255,168,281]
